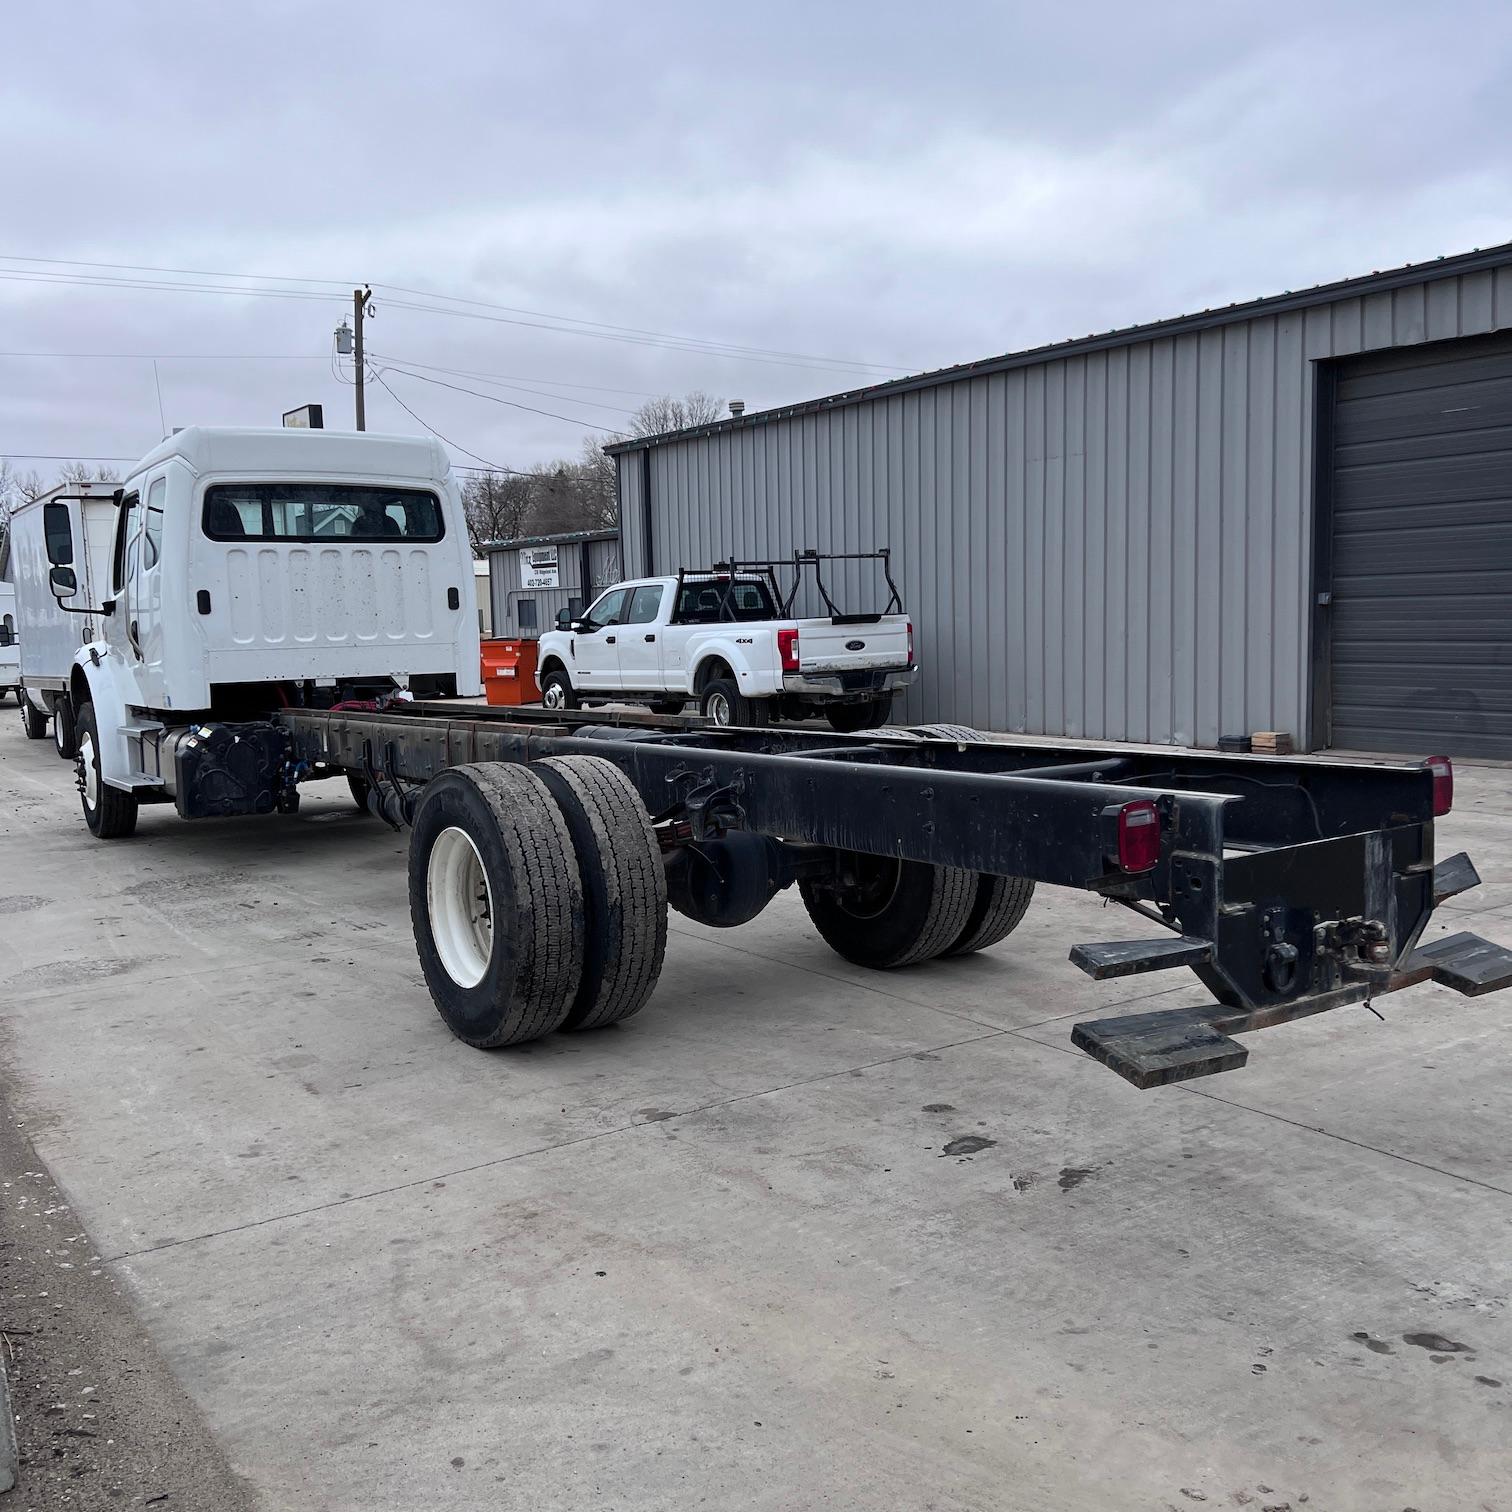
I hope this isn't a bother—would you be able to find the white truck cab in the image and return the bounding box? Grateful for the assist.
[536,552,915,731]
[39,426,481,835]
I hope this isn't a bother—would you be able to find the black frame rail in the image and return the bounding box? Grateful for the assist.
[277,704,1510,1088]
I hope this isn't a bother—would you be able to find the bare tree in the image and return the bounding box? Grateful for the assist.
[55,460,120,489]
[628,391,724,439]
[461,471,535,554]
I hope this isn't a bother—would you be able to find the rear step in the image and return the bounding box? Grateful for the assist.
[1073,930,1512,1090]
[1432,851,1481,906]
[1069,935,1212,980]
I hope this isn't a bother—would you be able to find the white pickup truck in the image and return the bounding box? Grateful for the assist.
[536,552,915,731]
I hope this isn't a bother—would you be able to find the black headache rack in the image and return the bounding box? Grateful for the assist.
[275,704,1512,1089]
[674,548,904,625]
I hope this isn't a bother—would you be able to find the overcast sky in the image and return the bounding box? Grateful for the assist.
[4,1,1511,479]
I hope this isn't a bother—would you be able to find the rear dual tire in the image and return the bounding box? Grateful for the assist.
[19,696,47,741]
[408,757,666,1048]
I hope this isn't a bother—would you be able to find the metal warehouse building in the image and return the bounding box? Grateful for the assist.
[609,244,1512,758]
[484,528,622,641]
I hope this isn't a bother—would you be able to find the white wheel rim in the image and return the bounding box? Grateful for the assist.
[54,715,66,754]
[707,691,731,725]
[543,681,566,710]
[79,732,98,812]
[427,826,493,988]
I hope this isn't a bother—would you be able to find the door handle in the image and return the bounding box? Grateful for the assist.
[606,634,616,644]
[644,633,656,643]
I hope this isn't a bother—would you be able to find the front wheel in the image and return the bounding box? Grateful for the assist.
[75,701,139,839]
[540,668,580,712]
[19,695,47,740]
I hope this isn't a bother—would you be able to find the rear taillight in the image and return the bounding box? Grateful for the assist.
[907,621,914,668]
[777,627,800,672]
[1115,799,1161,873]
[1425,754,1453,817]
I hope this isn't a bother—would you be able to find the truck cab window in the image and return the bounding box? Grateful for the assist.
[626,585,665,624]
[113,494,140,592]
[143,477,166,570]
[202,484,444,542]
[584,587,628,628]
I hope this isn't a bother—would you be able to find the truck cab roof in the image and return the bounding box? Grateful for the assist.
[126,426,451,487]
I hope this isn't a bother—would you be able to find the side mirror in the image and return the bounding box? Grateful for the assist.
[555,608,573,630]
[43,500,76,567]
[49,565,78,598]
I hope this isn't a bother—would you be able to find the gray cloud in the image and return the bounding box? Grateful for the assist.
[4,0,1510,476]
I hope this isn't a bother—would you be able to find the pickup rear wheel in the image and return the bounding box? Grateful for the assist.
[825,697,892,733]
[945,875,1036,956]
[409,763,585,1047]
[19,696,47,740]
[800,854,977,969]
[700,677,769,727]
[74,701,139,840]
[540,668,580,712]
[535,755,667,1031]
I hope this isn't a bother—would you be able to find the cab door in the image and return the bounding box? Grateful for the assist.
[614,583,667,691]
[130,474,169,701]
[571,586,627,693]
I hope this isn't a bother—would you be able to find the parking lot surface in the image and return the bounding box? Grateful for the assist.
[2,718,1509,1511]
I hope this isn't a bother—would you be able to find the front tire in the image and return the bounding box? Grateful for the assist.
[540,667,580,712]
[19,695,47,740]
[52,696,77,760]
[75,701,138,839]
[800,855,977,969]
[408,763,584,1047]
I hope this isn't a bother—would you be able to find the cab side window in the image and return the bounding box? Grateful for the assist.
[143,478,166,570]
[626,585,665,624]
[113,494,140,593]
[586,588,628,627]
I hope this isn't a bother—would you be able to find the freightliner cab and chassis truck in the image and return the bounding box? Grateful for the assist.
[38,426,1512,1089]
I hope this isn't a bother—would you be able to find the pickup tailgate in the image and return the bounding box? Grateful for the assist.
[795,614,910,672]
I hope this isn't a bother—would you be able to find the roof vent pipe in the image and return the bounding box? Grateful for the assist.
[728,400,745,417]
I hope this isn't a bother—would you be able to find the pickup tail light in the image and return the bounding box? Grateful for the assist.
[907,620,914,667]
[1115,799,1161,873]
[1425,755,1453,817]
[777,627,800,673]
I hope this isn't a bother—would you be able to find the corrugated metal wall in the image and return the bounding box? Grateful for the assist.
[620,266,1512,746]
[488,536,622,639]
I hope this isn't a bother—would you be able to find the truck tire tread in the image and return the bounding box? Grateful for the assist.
[75,701,139,839]
[19,697,47,740]
[800,860,977,969]
[408,763,584,1047]
[945,874,1036,956]
[535,755,668,1031]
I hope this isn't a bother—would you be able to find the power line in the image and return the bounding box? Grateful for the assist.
[375,364,625,433]
[367,369,509,473]
[0,254,910,376]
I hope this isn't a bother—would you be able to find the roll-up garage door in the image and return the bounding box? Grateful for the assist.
[1327,332,1512,758]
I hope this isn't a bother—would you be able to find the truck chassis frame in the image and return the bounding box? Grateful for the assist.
[272,702,1512,1088]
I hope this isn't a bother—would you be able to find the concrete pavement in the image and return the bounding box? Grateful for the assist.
[1,717,1509,1510]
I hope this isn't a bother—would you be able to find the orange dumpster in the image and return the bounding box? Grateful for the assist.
[481,638,541,706]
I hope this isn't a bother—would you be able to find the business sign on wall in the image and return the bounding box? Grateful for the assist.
[521,546,560,588]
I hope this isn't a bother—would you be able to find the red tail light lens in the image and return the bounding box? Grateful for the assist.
[1424,754,1453,817]
[907,620,914,667]
[777,627,800,672]
[1116,799,1161,873]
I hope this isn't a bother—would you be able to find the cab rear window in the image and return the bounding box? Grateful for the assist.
[202,483,444,542]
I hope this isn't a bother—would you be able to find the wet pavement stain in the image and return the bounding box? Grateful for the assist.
[1474,1375,1502,1387]
[1350,1331,1395,1355]
[921,1103,956,1113]
[1402,1331,1471,1354]
[940,1135,995,1157]
[1058,1166,1098,1192]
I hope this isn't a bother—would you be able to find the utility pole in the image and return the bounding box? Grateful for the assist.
[352,285,373,431]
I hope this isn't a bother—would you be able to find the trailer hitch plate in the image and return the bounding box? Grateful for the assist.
[1400,931,1512,997]
[1069,935,1213,980]
[1432,851,1481,906]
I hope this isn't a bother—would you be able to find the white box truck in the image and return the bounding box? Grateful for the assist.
[9,479,121,753]
[35,425,481,831]
[0,576,19,705]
